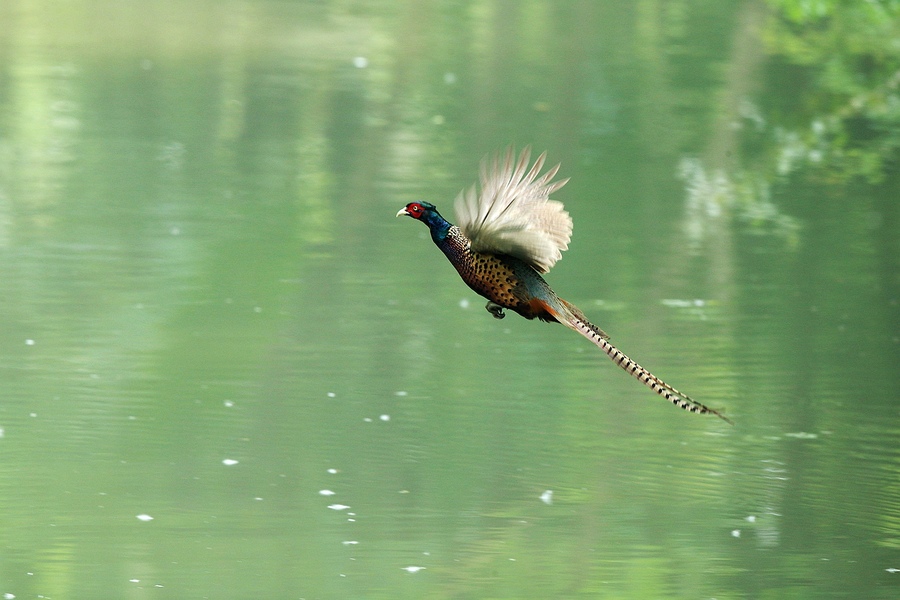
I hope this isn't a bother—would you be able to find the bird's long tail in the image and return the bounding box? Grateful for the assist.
[543,297,733,424]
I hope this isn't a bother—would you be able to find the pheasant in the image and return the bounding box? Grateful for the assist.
[397,147,732,424]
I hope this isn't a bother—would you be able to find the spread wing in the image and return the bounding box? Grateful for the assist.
[453,147,572,273]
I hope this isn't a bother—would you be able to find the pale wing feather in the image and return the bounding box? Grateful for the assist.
[454,147,572,273]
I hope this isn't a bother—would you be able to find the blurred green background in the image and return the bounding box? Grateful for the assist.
[1,0,898,598]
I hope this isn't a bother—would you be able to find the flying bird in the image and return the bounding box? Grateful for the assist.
[397,147,732,424]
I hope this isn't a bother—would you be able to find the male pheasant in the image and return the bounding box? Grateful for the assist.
[397,147,732,424]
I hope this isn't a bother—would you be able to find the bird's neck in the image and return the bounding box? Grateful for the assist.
[423,212,453,244]
[420,210,471,267]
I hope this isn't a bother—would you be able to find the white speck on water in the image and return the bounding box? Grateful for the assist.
[5,593,16,599]
[129,579,140,583]
[29,413,37,418]
[444,72,457,84]
[253,306,262,313]
[379,414,390,422]
[395,391,408,397]
[327,468,338,474]
[402,566,426,573]
[459,298,470,308]
[540,490,553,505]
[222,459,239,466]
[342,540,358,545]
[0,427,4,438]
[661,298,692,308]
[886,567,900,573]
[328,504,350,511]
[353,56,368,68]
[785,431,818,439]
[731,529,741,537]
[327,392,336,398]
[224,400,234,408]
[319,489,336,496]
[170,226,180,236]
[363,417,373,422]
[347,518,356,522]
[136,514,154,522]
[746,515,757,523]
[25,339,35,346]
[254,497,263,501]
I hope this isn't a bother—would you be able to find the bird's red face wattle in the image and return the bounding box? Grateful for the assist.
[403,202,425,219]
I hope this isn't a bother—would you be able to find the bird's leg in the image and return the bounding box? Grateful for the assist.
[485,301,506,319]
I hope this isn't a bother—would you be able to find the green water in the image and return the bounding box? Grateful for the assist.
[1,1,898,598]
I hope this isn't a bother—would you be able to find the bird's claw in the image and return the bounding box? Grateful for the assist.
[485,302,506,320]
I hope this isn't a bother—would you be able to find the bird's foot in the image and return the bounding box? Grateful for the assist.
[485,301,506,320]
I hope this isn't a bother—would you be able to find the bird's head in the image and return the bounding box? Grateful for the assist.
[397,201,451,242]
[396,201,436,221]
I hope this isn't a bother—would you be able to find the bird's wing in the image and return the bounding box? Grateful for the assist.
[454,147,572,273]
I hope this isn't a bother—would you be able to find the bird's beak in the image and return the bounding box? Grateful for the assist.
[396,207,409,217]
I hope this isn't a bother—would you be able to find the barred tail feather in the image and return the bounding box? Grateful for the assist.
[568,315,733,424]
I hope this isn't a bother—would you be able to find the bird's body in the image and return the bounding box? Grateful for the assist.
[398,148,731,424]
[437,224,559,322]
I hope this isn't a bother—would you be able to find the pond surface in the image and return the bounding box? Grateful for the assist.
[1,1,898,598]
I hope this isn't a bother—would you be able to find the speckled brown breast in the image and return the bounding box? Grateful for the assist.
[439,226,530,311]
